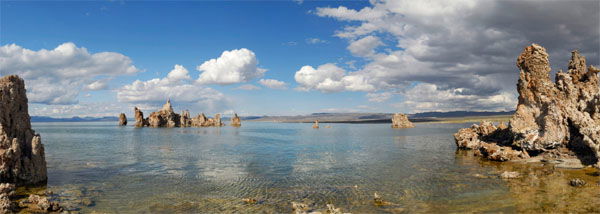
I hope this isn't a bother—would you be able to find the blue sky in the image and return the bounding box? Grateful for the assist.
[1,0,598,117]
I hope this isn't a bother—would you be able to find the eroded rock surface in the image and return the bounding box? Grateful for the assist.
[147,99,181,128]
[454,44,600,167]
[391,113,415,128]
[134,100,225,128]
[0,75,47,185]
[230,113,241,127]
[134,107,148,127]
[118,113,127,126]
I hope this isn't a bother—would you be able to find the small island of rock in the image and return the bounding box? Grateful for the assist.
[391,113,414,128]
[454,44,600,167]
[132,100,230,128]
[118,113,127,126]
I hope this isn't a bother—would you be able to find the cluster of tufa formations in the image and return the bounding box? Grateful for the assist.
[391,113,414,128]
[127,99,240,128]
[1,75,63,213]
[454,44,600,167]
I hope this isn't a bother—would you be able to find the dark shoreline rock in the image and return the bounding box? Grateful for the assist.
[454,44,600,167]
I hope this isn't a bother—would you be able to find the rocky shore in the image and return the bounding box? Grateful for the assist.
[454,44,600,168]
[133,99,233,128]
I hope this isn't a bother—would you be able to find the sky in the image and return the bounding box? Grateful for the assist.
[1,0,599,118]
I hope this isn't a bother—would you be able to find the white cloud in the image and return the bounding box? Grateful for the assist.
[305,38,328,44]
[348,35,383,57]
[196,48,266,85]
[236,84,261,90]
[316,5,387,21]
[0,42,141,104]
[366,92,392,103]
[312,0,599,111]
[258,78,288,90]
[391,83,517,113]
[84,79,109,91]
[294,63,375,92]
[118,65,228,112]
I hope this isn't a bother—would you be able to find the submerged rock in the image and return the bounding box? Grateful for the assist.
[500,171,521,179]
[0,75,47,185]
[230,113,241,127]
[454,44,600,167]
[569,178,586,187]
[118,113,127,126]
[391,113,414,129]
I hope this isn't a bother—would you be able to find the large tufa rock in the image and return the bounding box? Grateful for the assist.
[134,107,148,127]
[118,113,127,126]
[230,113,241,127]
[0,75,47,185]
[391,113,415,128]
[147,99,181,128]
[454,44,600,166]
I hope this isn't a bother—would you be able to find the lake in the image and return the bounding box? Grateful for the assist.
[21,121,600,213]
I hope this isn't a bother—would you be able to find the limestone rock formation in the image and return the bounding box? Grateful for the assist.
[0,75,47,185]
[147,99,181,128]
[391,113,415,128]
[134,107,148,127]
[454,44,600,167]
[230,113,241,127]
[118,113,127,126]
[312,120,319,129]
[134,100,225,128]
[180,110,191,127]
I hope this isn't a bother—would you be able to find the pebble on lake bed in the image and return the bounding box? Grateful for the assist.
[500,171,521,179]
[570,178,586,187]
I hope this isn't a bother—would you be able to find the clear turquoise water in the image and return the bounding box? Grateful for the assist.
[32,122,518,213]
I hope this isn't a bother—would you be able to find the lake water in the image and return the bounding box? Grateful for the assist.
[21,122,600,213]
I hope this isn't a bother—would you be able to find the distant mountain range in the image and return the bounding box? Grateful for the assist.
[31,111,514,123]
[31,116,119,122]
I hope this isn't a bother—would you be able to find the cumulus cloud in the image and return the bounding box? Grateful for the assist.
[294,63,375,92]
[196,48,266,85]
[313,0,599,112]
[348,35,383,57]
[366,92,392,103]
[84,79,110,91]
[258,78,288,90]
[0,42,140,104]
[118,65,228,112]
[391,83,517,113]
[236,84,261,90]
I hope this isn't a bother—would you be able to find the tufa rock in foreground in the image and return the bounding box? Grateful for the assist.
[118,113,127,126]
[133,100,228,128]
[454,44,600,167]
[391,113,415,128]
[0,75,47,185]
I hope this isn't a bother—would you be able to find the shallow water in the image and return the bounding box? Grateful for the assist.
[22,122,600,213]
